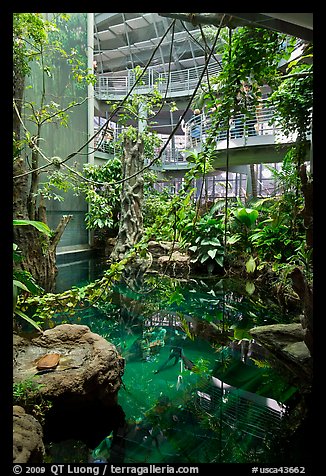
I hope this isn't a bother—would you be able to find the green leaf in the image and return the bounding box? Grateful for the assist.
[14,309,43,333]
[13,285,18,312]
[207,238,222,246]
[13,246,22,263]
[245,256,256,273]
[227,234,241,245]
[13,271,43,295]
[168,291,185,306]
[233,328,252,340]
[207,249,217,259]
[234,208,259,228]
[188,245,198,252]
[200,254,209,263]
[13,220,52,236]
[215,255,224,267]
[245,281,255,295]
[13,280,30,293]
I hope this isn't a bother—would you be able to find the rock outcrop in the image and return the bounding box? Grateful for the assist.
[13,324,126,456]
[105,239,191,278]
[147,241,190,277]
[249,323,312,387]
[13,324,125,407]
[13,405,45,463]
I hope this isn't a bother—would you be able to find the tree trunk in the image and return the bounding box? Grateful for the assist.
[13,215,72,293]
[111,135,145,262]
[13,59,29,222]
[290,267,313,357]
[299,163,313,249]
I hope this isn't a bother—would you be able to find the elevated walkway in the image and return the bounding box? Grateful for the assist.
[94,98,311,170]
[94,61,222,101]
[175,98,310,169]
[94,39,311,170]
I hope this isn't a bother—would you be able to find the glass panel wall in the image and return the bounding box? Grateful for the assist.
[22,13,90,251]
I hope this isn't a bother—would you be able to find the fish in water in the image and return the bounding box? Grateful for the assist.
[89,430,113,463]
[154,346,194,374]
[182,354,194,370]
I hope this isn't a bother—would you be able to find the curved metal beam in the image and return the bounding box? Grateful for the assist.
[159,12,313,42]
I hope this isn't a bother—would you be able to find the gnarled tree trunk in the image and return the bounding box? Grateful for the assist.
[110,134,150,289]
[111,135,145,262]
[13,210,72,293]
[290,267,313,357]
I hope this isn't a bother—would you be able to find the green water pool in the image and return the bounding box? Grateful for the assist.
[46,271,304,464]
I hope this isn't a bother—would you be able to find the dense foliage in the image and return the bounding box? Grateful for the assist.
[14,16,313,333]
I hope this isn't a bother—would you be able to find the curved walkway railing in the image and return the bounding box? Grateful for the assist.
[94,61,222,100]
[183,98,295,150]
[95,40,304,102]
[157,98,300,166]
[94,99,308,164]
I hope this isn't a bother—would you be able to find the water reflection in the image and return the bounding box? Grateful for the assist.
[51,258,304,463]
[55,255,104,293]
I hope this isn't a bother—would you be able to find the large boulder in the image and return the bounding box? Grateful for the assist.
[249,323,312,387]
[13,324,125,407]
[13,406,45,463]
[157,250,191,277]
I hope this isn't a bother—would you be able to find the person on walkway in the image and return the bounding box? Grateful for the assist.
[190,109,202,147]
[242,83,257,136]
[232,82,257,138]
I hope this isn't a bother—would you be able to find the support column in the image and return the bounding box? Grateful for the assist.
[87,13,95,247]
[246,164,252,198]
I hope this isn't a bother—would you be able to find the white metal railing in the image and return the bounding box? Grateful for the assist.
[94,39,305,101]
[153,98,308,165]
[183,99,298,149]
[94,61,222,99]
[93,98,308,164]
[93,126,118,155]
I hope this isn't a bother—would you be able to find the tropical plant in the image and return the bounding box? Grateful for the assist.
[183,203,225,274]
[229,205,258,244]
[13,378,52,424]
[143,184,197,243]
[249,153,306,265]
[82,159,122,231]
[268,42,313,142]
[142,187,174,237]
[232,206,259,231]
[249,220,303,264]
[13,219,52,332]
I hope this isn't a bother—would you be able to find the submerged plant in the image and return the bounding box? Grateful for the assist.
[191,358,212,376]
